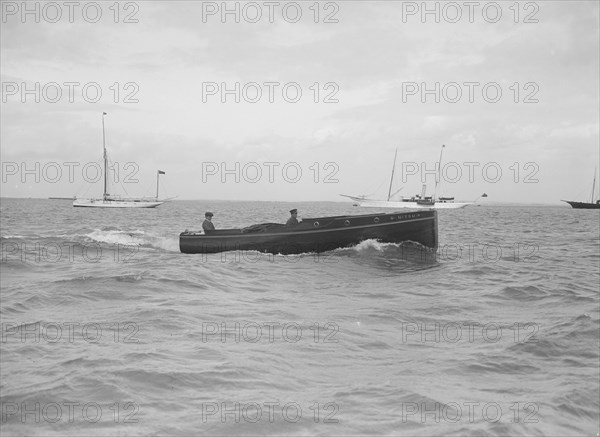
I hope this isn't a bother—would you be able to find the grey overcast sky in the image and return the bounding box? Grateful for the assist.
[1,1,599,204]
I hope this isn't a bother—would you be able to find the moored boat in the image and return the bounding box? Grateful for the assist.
[341,145,485,209]
[562,200,600,209]
[342,193,473,209]
[73,113,169,208]
[73,197,164,208]
[180,210,438,255]
[561,169,600,209]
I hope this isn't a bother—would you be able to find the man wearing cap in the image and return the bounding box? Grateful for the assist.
[202,212,215,232]
[286,209,299,226]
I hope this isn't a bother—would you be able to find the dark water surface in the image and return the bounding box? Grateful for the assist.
[1,199,598,436]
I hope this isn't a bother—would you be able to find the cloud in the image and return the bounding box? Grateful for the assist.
[1,1,598,203]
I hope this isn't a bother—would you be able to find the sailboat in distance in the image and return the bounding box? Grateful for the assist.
[341,145,486,209]
[73,113,166,208]
[561,169,600,209]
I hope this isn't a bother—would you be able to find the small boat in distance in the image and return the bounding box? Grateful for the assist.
[341,145,485,209]
[180,210,438,255]
[73,113,168,208]
[343,188,487,209]
[562,169,600,209]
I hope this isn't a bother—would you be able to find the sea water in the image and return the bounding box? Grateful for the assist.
[1,198,599,436]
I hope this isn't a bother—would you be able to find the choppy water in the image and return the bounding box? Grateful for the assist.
[1,198,599,436]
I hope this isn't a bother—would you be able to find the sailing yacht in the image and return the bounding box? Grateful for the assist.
[341,145,485,209]
[561,169,600,209]
[73,113,166,208]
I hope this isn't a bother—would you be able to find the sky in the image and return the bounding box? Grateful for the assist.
[1,0,599,204]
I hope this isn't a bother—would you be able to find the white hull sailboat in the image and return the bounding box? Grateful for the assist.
[73,113,167,208]
[341,196,471,209]
[73,198,164,208]
[341,145,486,210]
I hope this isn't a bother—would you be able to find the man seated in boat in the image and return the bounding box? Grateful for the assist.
[202,212,216,233]
[286,209,299,226]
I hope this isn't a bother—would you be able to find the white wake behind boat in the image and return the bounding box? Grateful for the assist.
[73,113,169,209]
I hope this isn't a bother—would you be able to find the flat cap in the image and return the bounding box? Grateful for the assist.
[289,209,297,214]
[205,211,214,217]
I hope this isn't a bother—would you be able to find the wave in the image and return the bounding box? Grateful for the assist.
[82,229,180,252]
[2,228,180,254]
[489,285,549,301]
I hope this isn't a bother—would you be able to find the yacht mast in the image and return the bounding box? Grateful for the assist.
[102,112,108,200]
[591,168,597,203]
[387,149,398,201]
[433,144,445,201]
